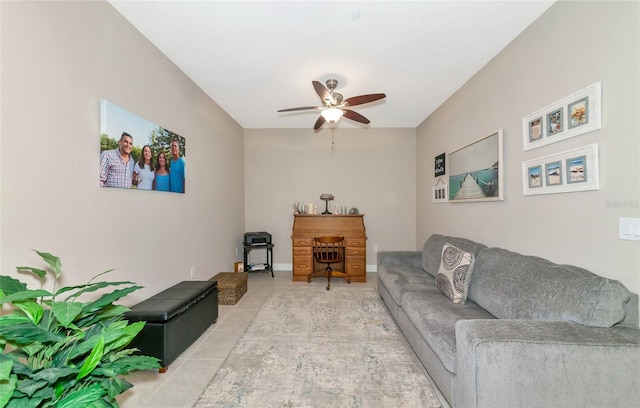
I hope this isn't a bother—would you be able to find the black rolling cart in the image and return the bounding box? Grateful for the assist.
[243,232,274,278]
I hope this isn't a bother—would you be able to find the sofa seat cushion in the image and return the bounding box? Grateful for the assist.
[422,234,487,277]
[470,248,631,327]
[377,264,441,306]
[401,291,495,373]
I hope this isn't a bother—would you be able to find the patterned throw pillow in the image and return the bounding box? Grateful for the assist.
[436,243,476,304]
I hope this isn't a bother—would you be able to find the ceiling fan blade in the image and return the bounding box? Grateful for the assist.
[343,109,370,125]
[343,93,386,107]
[277,106,321,112]
[312,81,331,103]
[314,115,326,130]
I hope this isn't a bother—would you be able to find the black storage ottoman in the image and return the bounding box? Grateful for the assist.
[125,280,218,372]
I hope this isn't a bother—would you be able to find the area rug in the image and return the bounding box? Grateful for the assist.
[194,285,442,408]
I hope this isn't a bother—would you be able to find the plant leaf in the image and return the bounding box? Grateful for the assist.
[81,305,131,326]
[12,301,44,325]
[0,276,27,296]
[101,377,133,400]
[0,290,52,306]
[0,315,32,326]
[15,267,47,281]
[20,342,45,359]
[73,305,130,329]
[55,383,107,408]
[51,302,83,328]
[0,357,13,381]
[77,337,104,381]
[66,322,106,361]
[103,321,145,354]
[31,367,77,386]
[47,334,80,367]
[97,355,160,376]
[0,322,67,345]
[56,279,132,300]
[33,251,61,279]
[0,374,17,408]
[15,379,48,398]
[83,286,141,313]
[84,397,113,408]
[3,359,30,378]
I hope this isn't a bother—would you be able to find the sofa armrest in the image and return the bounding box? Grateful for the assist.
[455,319,640,408]
[377,251,423,270]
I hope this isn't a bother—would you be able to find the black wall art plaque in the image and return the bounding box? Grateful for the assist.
[434,153,446,176]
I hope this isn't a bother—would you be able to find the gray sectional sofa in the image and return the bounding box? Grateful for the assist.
[377,234,640,408]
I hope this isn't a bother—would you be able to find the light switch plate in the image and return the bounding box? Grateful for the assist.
[619,218,640,241]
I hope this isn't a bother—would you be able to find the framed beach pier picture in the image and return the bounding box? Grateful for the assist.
[99,100,186,194]
[448,129,504,203]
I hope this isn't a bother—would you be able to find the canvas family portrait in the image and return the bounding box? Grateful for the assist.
[99,100,186,193]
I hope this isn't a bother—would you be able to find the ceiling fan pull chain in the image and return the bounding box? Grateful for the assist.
[331,128,335,153]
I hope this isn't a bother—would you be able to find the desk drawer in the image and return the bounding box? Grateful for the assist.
[292,237,313,247]
[345,238,366,247]
[292,256,312,273]
[345,247,365,257]
[346,258,366,278]
[292,247,311,256]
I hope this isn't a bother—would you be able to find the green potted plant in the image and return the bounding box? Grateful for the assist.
[0,250,160,407]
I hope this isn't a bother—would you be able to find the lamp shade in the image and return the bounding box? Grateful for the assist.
[321,107,344,123]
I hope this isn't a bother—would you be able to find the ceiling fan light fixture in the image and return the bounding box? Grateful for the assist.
[278,79,386,129]
[321,107,344,123]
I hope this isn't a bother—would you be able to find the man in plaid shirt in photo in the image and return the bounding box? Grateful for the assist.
[100,132,135,188]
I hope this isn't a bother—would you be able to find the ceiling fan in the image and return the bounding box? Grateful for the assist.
[277,79,386,130]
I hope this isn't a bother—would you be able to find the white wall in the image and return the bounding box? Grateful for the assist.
[244,128,416,269]
[0,1,245,304]
[417,1,640,295]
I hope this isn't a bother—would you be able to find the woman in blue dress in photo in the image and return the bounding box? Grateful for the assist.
[153,151,170,192]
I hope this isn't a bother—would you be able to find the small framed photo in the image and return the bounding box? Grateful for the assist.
[433,184,448,203]
[527,165,542,188]
[522,82,601,151]
[566,155,587,184]
[568,96,589,129]
[545,161,563,186]
[434,153,446,176]
[528,117,542,142]
[522,144,599,196]
[234,262,244,273]
[546,109,563,136]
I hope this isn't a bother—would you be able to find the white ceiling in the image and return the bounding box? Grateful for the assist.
[109,1,555,130]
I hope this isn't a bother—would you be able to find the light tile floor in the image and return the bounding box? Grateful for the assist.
[117,271,448,408]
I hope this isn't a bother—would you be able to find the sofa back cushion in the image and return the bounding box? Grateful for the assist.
[422,234,487,278]
[469,247,631,328]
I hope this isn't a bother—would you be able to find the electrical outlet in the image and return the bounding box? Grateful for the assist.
[190,267,196,279]
[235,247,238,256]
[373,244,379,253]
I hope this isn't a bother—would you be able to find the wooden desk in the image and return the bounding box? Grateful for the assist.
[291,214,366,282]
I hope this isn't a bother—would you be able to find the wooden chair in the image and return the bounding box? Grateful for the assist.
[307,236,351,290]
